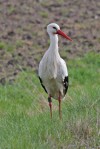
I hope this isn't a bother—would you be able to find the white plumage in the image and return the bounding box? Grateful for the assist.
[38,23,72,119]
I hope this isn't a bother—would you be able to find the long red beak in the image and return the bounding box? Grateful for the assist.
[56,30,72,41]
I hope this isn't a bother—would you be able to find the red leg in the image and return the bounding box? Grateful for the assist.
[48,96,52,119]
[58,92,62,120]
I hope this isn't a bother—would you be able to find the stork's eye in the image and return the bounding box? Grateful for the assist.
[53,26,57,30]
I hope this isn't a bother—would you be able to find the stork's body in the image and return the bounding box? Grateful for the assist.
[38,23,72,119]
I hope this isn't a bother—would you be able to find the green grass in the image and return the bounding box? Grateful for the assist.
[0,41,15,53]
[0,52,100,149]
[39,11,48,18]
[0,40,24,54]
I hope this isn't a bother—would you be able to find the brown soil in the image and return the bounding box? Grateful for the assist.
[0,0,100,84]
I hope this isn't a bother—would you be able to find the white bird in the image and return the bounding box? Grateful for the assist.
[38,23,72,119]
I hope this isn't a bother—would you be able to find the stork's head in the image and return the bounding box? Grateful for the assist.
[47,23,72,41]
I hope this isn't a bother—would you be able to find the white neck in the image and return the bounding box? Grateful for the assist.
[48,34,59,53]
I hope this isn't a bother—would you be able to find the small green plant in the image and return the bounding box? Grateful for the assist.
[39,11,48,18]
[0,41,6,49]
[0,41,15,52]
[16,40,24,48]
[8,6,16,15]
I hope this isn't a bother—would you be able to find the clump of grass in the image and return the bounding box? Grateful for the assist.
[0,41,6,49]
[8,6,16,15]
[0,41,15,53]
[39,11,48,18]
[16,40,24,48]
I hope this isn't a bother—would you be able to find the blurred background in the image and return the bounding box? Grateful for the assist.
[0,1,100,149]
[0,0,100,83]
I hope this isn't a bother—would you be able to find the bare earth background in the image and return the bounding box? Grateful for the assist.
[0,1,100,149]
[0,0,100,83]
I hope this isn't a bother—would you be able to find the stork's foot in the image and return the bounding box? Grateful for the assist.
[58,92,62,120]
[48,96,52,119]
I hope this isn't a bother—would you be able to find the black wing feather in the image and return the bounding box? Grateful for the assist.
[63,76,69,95]
[38,76,48,93]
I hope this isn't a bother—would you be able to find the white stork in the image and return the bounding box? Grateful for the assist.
[38,23,72,119]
